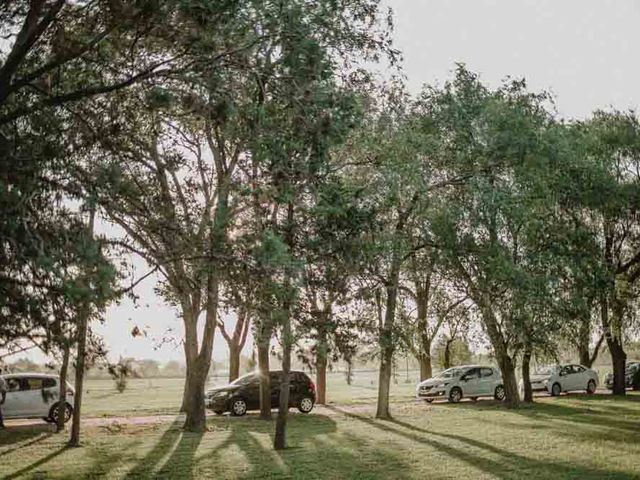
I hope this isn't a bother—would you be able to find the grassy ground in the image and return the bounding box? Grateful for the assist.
[81,371,417,417]
[1,392,640,479]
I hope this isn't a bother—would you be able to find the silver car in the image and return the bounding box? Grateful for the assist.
[416,365,506,403]
[1,373,75,423]
[524,364,599,396]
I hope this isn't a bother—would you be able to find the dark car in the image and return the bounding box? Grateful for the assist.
[205,370,316,416]
[604,361,640,390]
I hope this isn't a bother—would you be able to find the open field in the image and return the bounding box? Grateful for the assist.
[2,392,640,479]
[79,370,418,417]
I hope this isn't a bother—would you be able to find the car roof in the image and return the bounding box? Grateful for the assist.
[1,373,59,379]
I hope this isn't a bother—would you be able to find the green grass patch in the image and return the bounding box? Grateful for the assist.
[1,393,639,479]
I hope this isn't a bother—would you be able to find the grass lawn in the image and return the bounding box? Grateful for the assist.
[80,370,417,417]
[1,393,639,479]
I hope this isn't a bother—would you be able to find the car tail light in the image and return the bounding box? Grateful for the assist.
[66,388,74,396]
[309,381,316,393]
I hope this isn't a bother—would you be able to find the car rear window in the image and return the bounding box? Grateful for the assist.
[43,378,56,388]
[25,378,44,390]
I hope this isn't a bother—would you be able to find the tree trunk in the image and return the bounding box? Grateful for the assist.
[443,339,453,369]
[57,344,70,433]
[376,265,400,420]
[419,353,432,381]
[274,312,292,450]
[609,340,627,396]
[257,325,272,420]
[69,306,88,447]
[182,295,216,432]
[316,328,328,405]
[522,344,533,403]
[69,207,95,447]
[601,292,627,396]
[345,361,353,385]
[228,344,240,383]
[497,353,519,407]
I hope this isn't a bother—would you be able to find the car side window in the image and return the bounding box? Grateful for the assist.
[25,378,44,390]
[574,365,585,373]
[560,366,572,376]
[269,373,282,386]
[464,368,480,380]
[43,378,56,389]
[480,368,493,378]
[6,378,21,392]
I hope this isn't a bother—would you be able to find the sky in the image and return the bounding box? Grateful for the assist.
[23,0,640,365]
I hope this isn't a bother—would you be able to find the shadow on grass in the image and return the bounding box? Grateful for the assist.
[3,446,66,480]
[326,405,637,480]
[201,412,410,479]
[0,427,52,459]
[438,394,640,436]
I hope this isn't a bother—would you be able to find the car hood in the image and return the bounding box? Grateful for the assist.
[206,385,240,395]
[418,377,453,388]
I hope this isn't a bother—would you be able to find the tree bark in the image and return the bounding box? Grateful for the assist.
[376,262,400,420]
[443,339,453,370]
[228,344,240,383]
[257,323,272,420]
[274,312,292,450]
[419,353,433,381]
[601,292,627,396]
[69,207,95,447]
[57,343,70,433]
[316,327,328,405]
[522,343,533,403]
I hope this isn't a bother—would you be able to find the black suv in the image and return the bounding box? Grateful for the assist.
[205,370,316,416]
[604,361,640,390]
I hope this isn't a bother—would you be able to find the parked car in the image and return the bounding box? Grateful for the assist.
[1,373,74,423]
[604,361,640,390]
[205,370,316,416]
[525,364,599,396]
[415,365,505,404]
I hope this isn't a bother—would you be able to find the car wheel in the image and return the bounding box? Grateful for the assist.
[230,398,247,417]
[49,403,73,424]
[551,382,561,397]
[448,387,462,403]
[586,380,596,394]
[423,399,434,403]
[298,397,314,414]
[494,385,506,401]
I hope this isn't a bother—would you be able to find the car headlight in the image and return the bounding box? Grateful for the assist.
[542,379,549,385]
[434,382,449,388]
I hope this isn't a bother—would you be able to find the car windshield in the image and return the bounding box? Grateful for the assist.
[534,366,557,376]
[231,373,256,386]
[436,368,463,379]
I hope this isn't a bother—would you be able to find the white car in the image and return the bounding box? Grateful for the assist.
[1,373,75,423]
[416,365,505,403]
[525,364,599,396]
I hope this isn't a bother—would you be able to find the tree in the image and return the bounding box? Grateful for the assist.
[580,111,640,395]
[421,67,568,407]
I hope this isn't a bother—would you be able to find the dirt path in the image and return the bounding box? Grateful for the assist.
[4,402,390,430]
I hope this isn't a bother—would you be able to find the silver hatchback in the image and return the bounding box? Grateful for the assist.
[1,373,75,423]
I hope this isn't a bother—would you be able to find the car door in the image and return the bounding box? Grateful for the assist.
[561,365,580,391]
[460,368,481,396]
[572,365,588,390]
[478,368,496,396]
[21,377,50,417]
[2,377,25,418]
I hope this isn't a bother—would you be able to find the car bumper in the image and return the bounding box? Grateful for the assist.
[205,396,229,411]
[416,388,447,399]
[530,383,550,393]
